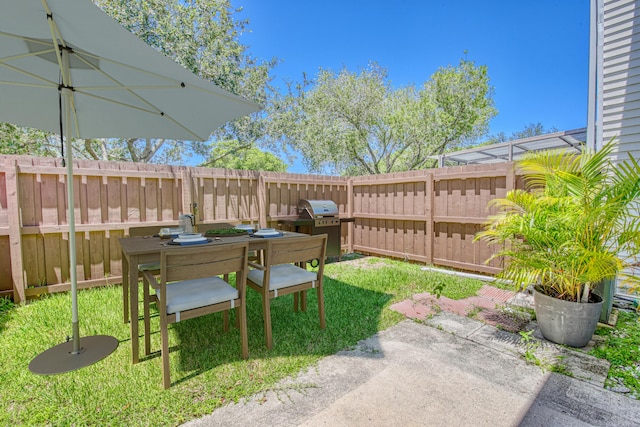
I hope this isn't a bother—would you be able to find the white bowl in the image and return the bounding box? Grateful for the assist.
[178,232,202,240]
[234,224,254,230]
[159,227,183,237]
[254,228,279,236]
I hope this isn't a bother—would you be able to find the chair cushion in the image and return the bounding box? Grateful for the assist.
[248,264,318,291]
[157,276,239,314]
[138,262,160,272]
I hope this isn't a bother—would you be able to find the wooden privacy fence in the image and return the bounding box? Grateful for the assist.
[0,155,517,302]
[351,163,517,273]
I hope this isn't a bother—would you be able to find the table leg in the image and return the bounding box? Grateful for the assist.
[122,254,130,324]
[129,254,140,364]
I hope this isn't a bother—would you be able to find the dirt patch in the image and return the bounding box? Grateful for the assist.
[330,255,389,269]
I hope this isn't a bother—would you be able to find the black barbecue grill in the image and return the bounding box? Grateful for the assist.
[278,199,353,257]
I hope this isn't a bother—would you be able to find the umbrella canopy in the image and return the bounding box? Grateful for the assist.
[0,0,261,374]
[0,0,260,141]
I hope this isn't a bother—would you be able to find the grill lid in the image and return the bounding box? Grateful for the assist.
[297,199,339,219]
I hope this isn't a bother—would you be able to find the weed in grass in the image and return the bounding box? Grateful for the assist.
[549,357,573,376]
[498,304,534,323]
[517,330,570,374]
[0,297,12,313]
[519,330,539,364]
[466,305,482,319]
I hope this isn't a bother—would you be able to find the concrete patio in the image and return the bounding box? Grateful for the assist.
[183,303,640,426]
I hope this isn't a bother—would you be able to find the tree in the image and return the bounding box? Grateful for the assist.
[0,124,60,157]
[482,122,559,146]
[0,0,274,164]
[201,140,287,172]
[265,59,496,175]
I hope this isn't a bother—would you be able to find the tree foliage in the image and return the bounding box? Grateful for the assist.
[201,140,287,172]
[0,124,59,157]
[483,122,559,145]
[265,59,496,175]
[92,0,274,164]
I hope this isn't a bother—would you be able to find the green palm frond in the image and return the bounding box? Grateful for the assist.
[475,138,640,303]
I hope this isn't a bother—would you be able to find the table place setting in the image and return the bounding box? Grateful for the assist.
[251,228,283,238]
[168,232,212,246]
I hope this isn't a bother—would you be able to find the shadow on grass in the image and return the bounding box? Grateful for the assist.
[153,276,393,386]
[0,297,15,335]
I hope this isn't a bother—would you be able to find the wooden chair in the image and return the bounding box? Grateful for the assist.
[122,225,176,324]
[246,234,327,349]
[142,242,250,389]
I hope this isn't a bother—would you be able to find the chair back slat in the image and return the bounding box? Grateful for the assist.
[162,243,248,283]
[268,234,327,266]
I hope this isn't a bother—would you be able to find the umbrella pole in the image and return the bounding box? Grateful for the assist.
[62,87,81,355]
[28,42,118,375]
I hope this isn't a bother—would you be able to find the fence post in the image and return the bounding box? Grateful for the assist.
[257,173,267,228]
[6,160,25,302]
[506,161,516,192]
[425,172,434,266]
[181,167,193,216]
[347,178,354,253]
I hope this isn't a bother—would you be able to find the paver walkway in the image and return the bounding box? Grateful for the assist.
[390,284,534,332]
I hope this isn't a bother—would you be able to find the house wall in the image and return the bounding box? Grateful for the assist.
[602,0,640,162]
[602,0,640,297]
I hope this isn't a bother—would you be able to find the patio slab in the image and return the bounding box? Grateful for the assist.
[183,319,640,427]
[394,285,612,387]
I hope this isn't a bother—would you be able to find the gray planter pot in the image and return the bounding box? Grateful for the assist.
[533,289,603,348]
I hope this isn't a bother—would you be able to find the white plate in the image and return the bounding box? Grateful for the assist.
[173,236,208,243]
[254,229,280,237]
[178,233,202,240]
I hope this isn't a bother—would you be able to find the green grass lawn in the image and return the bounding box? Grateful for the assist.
[0,256,482,426]
[1,256,637,426]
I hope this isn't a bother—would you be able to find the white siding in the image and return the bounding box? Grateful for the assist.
[603,0,640,162]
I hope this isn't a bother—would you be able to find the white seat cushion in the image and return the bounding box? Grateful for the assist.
[138,262,160,272]
[248,264,318,291]
[157,276,238,314]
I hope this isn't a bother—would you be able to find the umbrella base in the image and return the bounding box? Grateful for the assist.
[29,335,119,375]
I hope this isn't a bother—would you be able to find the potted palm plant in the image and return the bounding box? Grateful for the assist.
[475,140,639,347]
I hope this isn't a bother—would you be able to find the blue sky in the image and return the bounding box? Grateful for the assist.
[237,0,590,172]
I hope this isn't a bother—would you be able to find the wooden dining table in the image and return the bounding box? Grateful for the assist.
[119,230,309,363]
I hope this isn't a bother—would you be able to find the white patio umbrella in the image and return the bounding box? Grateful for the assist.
[0,0,260,374]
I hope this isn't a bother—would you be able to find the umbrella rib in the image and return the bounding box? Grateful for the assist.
[69,45,258,107]
[59,50,211,140]
[42,2,69,86]
[70,53,211,140]
[0,47,56,63]
[0,81,53,89]
[73,88,203,140]
[0,62,59,88]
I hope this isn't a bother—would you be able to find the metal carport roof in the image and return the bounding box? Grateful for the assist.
[433,128,586,166]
